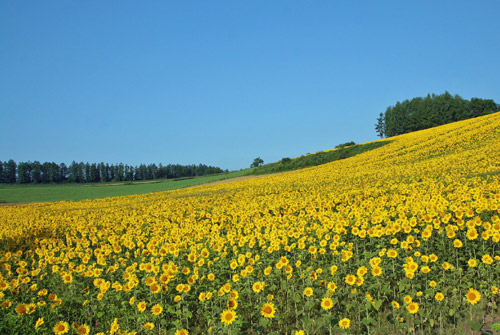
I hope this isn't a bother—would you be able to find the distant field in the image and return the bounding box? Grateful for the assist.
[0,141,393,204]
[0,170,251,203]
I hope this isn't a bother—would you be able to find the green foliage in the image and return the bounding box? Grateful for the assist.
[0,160,226,184]
[251,157,264,168]
[377,92,498,138]
[280,157,292,164]
[335,141,356,149]
[251,140,391,175]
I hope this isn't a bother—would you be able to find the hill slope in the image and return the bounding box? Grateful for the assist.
[0,112,499,334]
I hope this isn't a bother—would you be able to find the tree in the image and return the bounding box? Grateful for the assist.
[31,161,42,183]
[5,160,17,183]
[59,163,68,183]
[251,157,264,168]
[17,162,32,183]
[376,92,498,138]
[375,113,385,138]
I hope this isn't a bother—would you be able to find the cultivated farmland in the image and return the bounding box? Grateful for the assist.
[1,112,500,334]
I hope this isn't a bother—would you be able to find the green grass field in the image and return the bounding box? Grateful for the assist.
[0,140,392,204]
[0,170,251,203]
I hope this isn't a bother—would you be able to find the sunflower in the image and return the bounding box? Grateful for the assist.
[110,318,119,334]
[339,318,350,329]
[468,259,478,267]
[435,292,444,301]
[227,298,238,310]
[252,282,263,293]
[151,304,163,315]
[143,322,154,330]
[467,229,478,240]
[175,330,189,335]
[321,297,333,310]
[137,301,147,312]
[53,321,69,335]
[482,254,493,265]
[198,292,206,302]
[76,324,90,335]
[62,274,73,284]
[150,284,161,294]
[345,274,356,286]
[327,281,337,292]
[261,302,276,318]
[407,302,419,314]
[35,317,44,329]
[371,267,382,277]
[387,249,398,258]
[15,303,27,315]
[221,310,237,325]
[230,290,239,300]
[303,287,313,297]
[466,288,481,305]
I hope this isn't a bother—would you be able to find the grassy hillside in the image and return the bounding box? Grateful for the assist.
[0,140,391,203]
[251,140,391,175]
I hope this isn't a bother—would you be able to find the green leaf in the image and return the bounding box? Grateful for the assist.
[183,311,193,319]
[304,301,315,310]
[97,311,104,318]
[467,321,481,331]
[372,300,383,311]
[449,309,455,316]
[362,317,375,326]
[259,317,270,327]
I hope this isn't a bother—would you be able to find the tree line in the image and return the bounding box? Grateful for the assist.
[375,92,499,138]
[0,160,226,184]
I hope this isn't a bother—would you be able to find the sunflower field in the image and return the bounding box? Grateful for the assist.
[1,112,500,335]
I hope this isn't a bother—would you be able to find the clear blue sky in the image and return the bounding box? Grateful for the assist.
[1,1,499,171]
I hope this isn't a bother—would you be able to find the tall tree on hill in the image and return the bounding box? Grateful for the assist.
[376,92,498,138]
[375,113,385,138]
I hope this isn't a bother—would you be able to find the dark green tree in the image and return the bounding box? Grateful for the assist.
[251,157,264,168]
[377,92,498,138]
[31,161,42,183]
[17,162,32,183]
[4,160,17,183]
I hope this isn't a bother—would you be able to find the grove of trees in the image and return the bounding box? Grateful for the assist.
[0,160,226,184]
[376,92,498,138]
